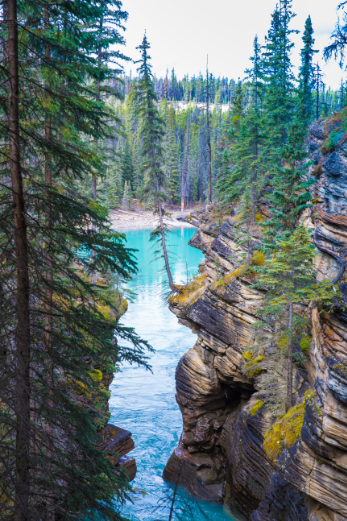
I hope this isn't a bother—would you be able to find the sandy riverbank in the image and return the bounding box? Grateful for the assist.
[109,207,199,231]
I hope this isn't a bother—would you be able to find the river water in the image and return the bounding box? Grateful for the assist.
[109,227,234,521]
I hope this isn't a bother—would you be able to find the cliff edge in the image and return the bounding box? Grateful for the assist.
[163,116,347,520]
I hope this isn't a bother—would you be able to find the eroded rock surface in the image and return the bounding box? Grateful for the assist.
[163,117,347,520]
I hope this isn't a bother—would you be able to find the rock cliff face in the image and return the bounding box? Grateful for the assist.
[81,295,137,482]
[163,117,347,520]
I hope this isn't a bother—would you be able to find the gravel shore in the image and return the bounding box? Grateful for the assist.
[109,207,198,231]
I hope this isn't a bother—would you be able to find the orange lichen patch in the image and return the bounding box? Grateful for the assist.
[169,273,208,308]
[263,390,315,464]
[250,400,265,417]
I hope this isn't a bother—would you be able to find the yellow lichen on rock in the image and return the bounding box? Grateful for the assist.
[250,400,265,417]
[210,265,247,291]
[169,273,208,308]
[243,356,265,378]
[263,390,315,464]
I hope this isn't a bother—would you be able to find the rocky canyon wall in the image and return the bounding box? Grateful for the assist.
[163,117,347,520]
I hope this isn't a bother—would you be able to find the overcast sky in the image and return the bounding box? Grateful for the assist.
[121,0,345,89]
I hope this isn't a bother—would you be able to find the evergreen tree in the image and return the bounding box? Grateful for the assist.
[297,16,317,124]
[165,106,180,204]
[108,143,124,208]
[122,180,131,209]
[254,226,336,412]
[284,16,317,163]
[0,2,150,519]
[121,139,135,189]
[135,33,176,292]
[324,2,347,68]
[206,58,212,203]
[262,0,297,166]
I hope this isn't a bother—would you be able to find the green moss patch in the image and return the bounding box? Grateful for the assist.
[264,390,315,464]
[243,356,265,378]
[250,400,265,417]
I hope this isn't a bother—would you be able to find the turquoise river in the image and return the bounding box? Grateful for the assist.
[109,226,234,521]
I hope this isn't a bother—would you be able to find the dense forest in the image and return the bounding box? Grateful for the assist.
[100,44,346,212]
[1,0,347,520]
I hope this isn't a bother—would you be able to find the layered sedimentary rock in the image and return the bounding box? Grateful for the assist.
[99,424,137,481]
[163,117,347,519]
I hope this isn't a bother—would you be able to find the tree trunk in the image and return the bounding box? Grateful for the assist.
[44,7,54,518]
[286,297,293,412]
[206,68,212,204]
[156,179,176,293]
[252,79,258,226]
[91,30,103,202]
[8,1,31,519]
[181,111,190,213]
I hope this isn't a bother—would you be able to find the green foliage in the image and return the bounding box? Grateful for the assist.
[253,225,336,412]
[254,225,335,316]
[0,2,151,519]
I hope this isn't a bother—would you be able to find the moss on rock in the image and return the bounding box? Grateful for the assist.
[243,356,265,378]
[169,273,207,309]
[250,400,265,417]
[263,390,315,464]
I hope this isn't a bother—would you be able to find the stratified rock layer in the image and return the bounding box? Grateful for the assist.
[163,117,347,520]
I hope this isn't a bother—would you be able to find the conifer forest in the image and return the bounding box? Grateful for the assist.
[2,0,347,520]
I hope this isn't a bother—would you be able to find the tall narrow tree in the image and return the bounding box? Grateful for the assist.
[206,57,212,203]
[7,1,31,518]
[135,33,176,292]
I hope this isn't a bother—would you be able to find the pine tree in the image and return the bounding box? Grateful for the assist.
[254,225,336,412]
[297,16,317,124]
[165,106,180,204]
[121,139,135,189]
[135,33,176,292]
[121,180,131,209]
[0,2,150,519]
[262,0,297,166]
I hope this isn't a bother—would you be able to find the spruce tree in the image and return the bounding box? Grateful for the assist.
[121,139,135,189]
[254,225,336,412]
[284,16,317,163]
[297,16,317,124]
[165,105,180,204]
[135,33,176,292]
[206,58,212,203]
[0,2,150,519]
[262,0,297,166]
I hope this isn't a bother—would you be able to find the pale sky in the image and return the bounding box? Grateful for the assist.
[121,0,344,89]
